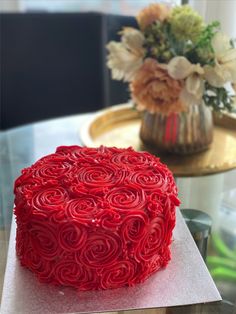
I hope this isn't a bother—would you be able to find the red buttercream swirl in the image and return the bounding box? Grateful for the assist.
[33,158,73,180]
[134,215,167,262]
[53,261,96,289]
[100,260,137,289]
[121,210,148,243]
[28,219,59,261]
[65,194,102,224]
[16,226,30,259]
[14,203,32,223]
[78,231,121,268]
[56,146,112,165]
[106,185,146,212]
[31,187,69,213]
[129,169,169,192]
[58,221,88,251]
[14,176,43,206]
[95,209,122,231]
[111,148,157,168]
[22,245,53,282]
[14,145,179,291]
[14,168,34,191]
[75,163,125,188]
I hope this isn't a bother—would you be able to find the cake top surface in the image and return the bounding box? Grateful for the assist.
[14,146,180,223]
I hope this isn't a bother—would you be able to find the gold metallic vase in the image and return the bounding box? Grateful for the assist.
[140,103,213,154]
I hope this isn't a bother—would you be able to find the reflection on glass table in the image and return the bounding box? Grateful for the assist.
[0,112,235,313]
[177,173,236,306]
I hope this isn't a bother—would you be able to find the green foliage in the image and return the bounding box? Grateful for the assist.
[182,21,219,65]
[143,17,221,66]
[194,21,220,64]
[144,21,174,63]
[230,38,236,48]
[203,82,234,112]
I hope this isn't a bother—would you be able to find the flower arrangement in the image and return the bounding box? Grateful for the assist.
[107,3,236,115]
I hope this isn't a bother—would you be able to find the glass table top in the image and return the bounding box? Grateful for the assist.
[0,112,235,313]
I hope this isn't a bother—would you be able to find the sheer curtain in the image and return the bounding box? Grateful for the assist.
[1,0,181,14]
[0,0,19,11]
[189,0,236,38]
[178,0,236,229]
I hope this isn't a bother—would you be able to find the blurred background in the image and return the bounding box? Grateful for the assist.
[1,0,236,308]
[0,0,181,14]
[1,0,236,130]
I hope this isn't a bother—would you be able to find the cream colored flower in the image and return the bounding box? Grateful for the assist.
[180,74,205,106]
[137,3,170,30]
[167,56,204,79]
[120,27,144,54]
[212,33,233,60]
[106,28,144,82]
[130,58,184,114]
[167,56,204,105]
[204,33,236,87]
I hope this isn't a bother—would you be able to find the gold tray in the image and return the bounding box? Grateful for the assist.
[80,104,236,177]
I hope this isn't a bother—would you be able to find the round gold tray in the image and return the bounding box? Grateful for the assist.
[80,104,236,177]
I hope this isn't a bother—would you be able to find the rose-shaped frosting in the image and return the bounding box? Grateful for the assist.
[75,163,125,188]
[129,167,171,193]
[14,145,179,291]
[34,153,71,165]
[106,185,146,212]
[78,231,121,268]
[14,168,34,190]
[53,261,95,288]
[14,203,33,223]
[121,210,148,243]
[31,187,69,213]
[56,145,112,165]
[100,260,137,289]
[21,245,53,282]
[33,158,73,181]
[58,221,87,251]
[160,246,171,267]
[65,195,102,225]
[28,219,59,261]
[16,226,30,259]
[95,209,122,231]
[134,215,167,262]
[111,148,157,169]
[57,145,98,158]
[147,192,179,224]
[14,176,44,206]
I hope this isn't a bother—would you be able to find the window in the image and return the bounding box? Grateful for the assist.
[19,0,182,14]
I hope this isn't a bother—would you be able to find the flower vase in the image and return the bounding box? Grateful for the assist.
[140,102,213,155]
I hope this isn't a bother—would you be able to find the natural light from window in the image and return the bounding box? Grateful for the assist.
[19,0,182,14]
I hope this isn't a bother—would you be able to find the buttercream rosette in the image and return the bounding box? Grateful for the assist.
[14,145,180,290]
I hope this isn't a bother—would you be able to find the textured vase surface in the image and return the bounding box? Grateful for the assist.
[140,102,213,154]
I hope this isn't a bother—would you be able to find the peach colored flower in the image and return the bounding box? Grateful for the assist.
[130,58,184,114]
[137,3,170,30]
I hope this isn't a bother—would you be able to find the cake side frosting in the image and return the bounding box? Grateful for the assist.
[14,146,180,290]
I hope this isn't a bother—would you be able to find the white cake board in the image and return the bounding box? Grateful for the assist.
[0,209,221,314]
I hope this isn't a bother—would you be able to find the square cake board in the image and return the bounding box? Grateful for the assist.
[0,209,221,314]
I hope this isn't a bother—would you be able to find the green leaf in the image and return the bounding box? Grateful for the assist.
[203,82,234,112]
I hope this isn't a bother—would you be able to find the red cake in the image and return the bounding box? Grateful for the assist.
[14,146,180,290]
